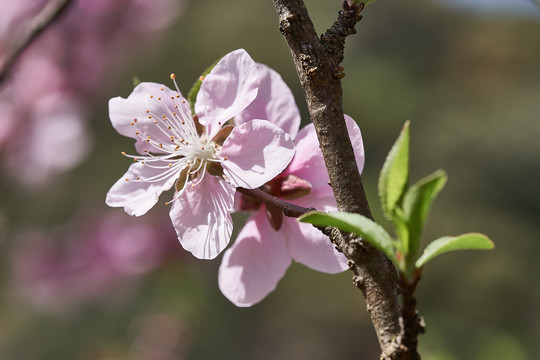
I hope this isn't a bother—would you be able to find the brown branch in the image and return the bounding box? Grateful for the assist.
[236,187,314,218]
[271,1,420,359]
[400,268,425,356]
[0,0,74,85]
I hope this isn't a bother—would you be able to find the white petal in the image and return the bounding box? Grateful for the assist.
[195,49,259,139]
[106,160,179,216]
[220,120,294,189]
[109,82,192,154]
[235,63,300,139]
[170,176,236,259]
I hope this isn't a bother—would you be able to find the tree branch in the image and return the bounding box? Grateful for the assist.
[236,187,313,218]
[0,0,74,85]
[271,1,420,358]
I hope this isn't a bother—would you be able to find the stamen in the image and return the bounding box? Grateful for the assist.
[170,73,183,96]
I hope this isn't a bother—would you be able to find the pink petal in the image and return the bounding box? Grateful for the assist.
[291,192,337,213]
[218,210,291,307]
[109,82,192,154]
[345,114,365,174]
[284,123,330,194]
[285,219,348,274]
[169,176,236,259]
[195,49,259,139]
[285,117,365,194]
[219,119,294,189]
[235,63,300,138]
[106,161,180,216]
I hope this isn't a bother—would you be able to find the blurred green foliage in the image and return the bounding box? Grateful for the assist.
[1,0,539,359]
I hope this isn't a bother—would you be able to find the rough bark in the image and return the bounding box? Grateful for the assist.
[271,1,421,358]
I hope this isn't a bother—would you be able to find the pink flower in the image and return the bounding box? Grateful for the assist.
[0,0,184,186]
[10,211,177,312]
[106,49,295,260]
[218,64,365,307]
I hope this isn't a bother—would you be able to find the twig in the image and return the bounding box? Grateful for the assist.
[0,0,74,85]
[400,268,425,356]
[271,1,420,359]
[236,187,314,218]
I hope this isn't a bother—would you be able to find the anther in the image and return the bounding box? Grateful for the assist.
[125,178,130,181]
[150,95,154,99]
[121,151,126,156]
[199,76,205,81]
[170,73,176,80]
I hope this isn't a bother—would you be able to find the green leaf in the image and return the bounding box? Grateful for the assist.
[402,169,447,258]
[186,56,222,114]
[299,211,398,266]
[391,208,409,255]
[378,121,410,219]
[133,76,141,88]
[415,233,494,268]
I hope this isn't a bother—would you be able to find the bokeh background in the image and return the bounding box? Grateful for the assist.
[0,0,539,359]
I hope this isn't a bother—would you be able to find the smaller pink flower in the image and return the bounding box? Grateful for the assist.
[218,64,365,306]
[10,211,177,312]
[106,49,295,259]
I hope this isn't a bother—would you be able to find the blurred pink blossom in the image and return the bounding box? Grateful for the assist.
[10,211,178,312]
[218,64,365,307]
[0,0,185,186]
[106,49,295,260]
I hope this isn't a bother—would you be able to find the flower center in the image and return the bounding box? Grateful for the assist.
[120,75,228,203]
